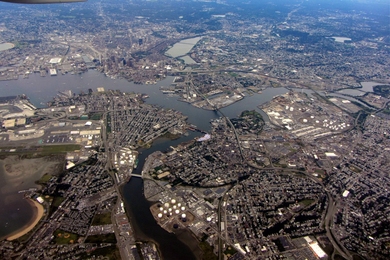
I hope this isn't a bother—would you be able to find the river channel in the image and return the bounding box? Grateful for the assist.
[0,43,14,52]
[0,70,289,256]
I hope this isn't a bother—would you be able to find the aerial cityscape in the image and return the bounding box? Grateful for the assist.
[0,0,389,259]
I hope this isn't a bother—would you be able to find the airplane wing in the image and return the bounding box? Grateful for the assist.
[0,0,86,3]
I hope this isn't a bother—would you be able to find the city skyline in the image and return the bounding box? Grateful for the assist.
[0,0,389,259]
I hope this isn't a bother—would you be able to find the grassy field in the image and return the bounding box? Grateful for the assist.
[224,246,237,257]
[89,112,103,120]
[37,145,80,155]
[0,144,80,158]
[53,230,79,244]
[199,241,217,260]
[48,196,66,217]
[91,212,112,225]
[300,199,315,207]
[80,245,121,260]
[37,173,52,184]
[349,165,362,173]
[85,233,117,244]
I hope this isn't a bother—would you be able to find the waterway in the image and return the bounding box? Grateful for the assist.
[327,93,373,109]
[179,55,197,65]
[122,134,202,260]
[336,88,365,97]
[0,158,50,239]
[335,81,383,97]
[360,81,382,92]
[0,43,14,52]
[165,37,202,58]
[331,37,351,43]
[0,70,289,256]
[290,87,374,110]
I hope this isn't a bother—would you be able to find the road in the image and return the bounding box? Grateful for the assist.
[324,196,352,260]
[190,80,245,162]
[102,111,131,260]
[217,194,223,260]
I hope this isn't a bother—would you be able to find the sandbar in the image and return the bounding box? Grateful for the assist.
[6,199,44,241]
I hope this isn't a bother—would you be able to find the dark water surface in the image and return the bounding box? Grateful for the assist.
[0,161,38,239]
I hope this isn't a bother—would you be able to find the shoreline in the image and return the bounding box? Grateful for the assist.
[6,198,44,241]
